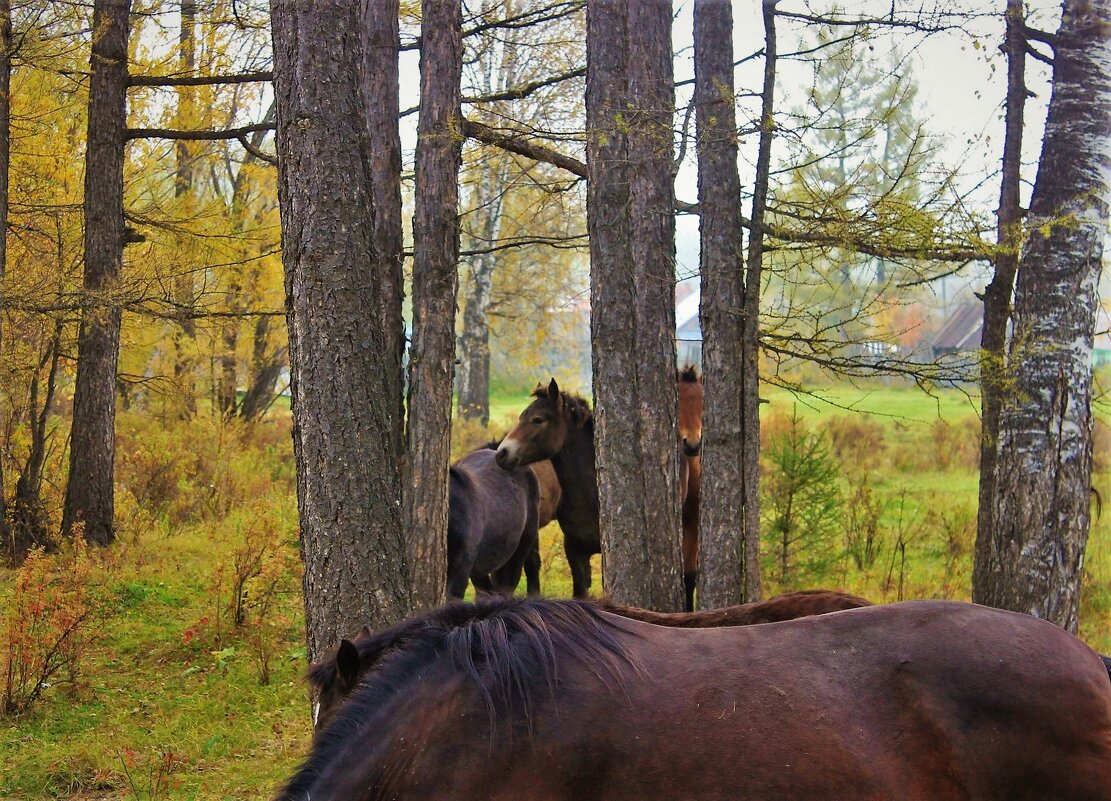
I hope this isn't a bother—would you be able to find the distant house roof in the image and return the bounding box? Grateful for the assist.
[676,286,701,341]
[930,302,983,353]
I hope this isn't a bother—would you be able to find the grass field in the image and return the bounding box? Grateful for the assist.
[1,382,1109,799]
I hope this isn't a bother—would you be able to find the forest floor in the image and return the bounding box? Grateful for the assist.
[2,382,1109,799]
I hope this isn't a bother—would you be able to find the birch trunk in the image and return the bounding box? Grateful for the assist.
[980,0,1111,633]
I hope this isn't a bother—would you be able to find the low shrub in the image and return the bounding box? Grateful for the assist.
[1,535,99,716]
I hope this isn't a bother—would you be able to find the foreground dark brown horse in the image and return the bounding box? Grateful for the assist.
[677,365,702,610]
[306,589,870,732]
[447,448,539,599]
[283,596,1111,801]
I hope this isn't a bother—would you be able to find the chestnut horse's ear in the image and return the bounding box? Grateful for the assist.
[548,377,561,404]
[337,639,360,690]
[355,624,372,641]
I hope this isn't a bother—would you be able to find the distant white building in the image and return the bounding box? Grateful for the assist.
[676,284,702,367]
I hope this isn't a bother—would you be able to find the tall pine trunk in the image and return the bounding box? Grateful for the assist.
[693,0,748,608]
[405,0,462,609]
[587,0,683,610]
[979,0,1111,633]
[271,0,410,660]
[362,0,406,459]
[973,0,1026,598]
[61,0,132,547]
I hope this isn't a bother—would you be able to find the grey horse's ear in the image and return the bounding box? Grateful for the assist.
[548,378,561,404]
[337,639,360,690]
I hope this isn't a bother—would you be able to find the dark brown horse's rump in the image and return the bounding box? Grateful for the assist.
[284,597,1111,801]
[598,588,871,627]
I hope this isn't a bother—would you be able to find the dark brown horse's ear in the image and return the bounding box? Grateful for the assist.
[337,639,360,690]
[355,624,372,641]
[548,378,561,404]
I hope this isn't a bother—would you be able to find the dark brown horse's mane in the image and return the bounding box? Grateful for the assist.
[678,364,701,383]
[285,597,632,801]
[532,385,594,431]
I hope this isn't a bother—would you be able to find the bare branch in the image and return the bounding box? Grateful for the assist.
[128,70,273,87]
[127,122,273,141]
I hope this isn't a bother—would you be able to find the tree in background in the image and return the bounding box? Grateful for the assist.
[978,0,1111,633]
[405,0,462,609]
[762,408,842,585]
[457,6,519,426]
[0,0,10,554]
[60,0,132,547]
[456,0,587,423]
[270,0,410,659]
[171,0,198,418]
[586,0,683,610]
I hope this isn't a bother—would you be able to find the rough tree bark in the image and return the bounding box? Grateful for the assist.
[587,0,683,610]
[973,0,1026,597]
[61,0,132,547]
[362,0,406,459]
[405,0,462,609]
[270,0,410,660]
[237,313,286,422]
[978,0,1111,633]
[172,0,197,417]
[694,0,748,609]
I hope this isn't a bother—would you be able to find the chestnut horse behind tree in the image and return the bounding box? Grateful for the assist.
[677,365,703,610]
[284,596,1111,801]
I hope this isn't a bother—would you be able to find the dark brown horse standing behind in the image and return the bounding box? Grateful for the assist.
[282,596,1111,801]
[495,379,599,597]
[496,375,703,604]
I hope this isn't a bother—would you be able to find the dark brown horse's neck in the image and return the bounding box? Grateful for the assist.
[548,416,598,510]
